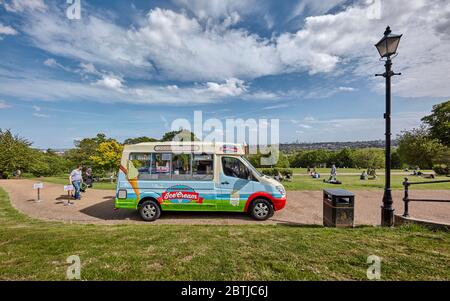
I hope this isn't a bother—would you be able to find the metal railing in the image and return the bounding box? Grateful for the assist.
[402,177,450,217]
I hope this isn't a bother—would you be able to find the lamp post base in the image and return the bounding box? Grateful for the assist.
[381,206,395,227]
[381,188,394,226]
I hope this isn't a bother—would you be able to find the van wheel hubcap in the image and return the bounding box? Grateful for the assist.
[143,204,156,218]
[254,203,269,217]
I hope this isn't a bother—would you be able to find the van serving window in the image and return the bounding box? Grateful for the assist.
[151,153,171,180]
[129,153,151,179]
[192,154,213,180]
[129,152,213,181]
[172,154,191,180]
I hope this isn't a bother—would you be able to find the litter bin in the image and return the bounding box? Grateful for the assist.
[323,189,354,227]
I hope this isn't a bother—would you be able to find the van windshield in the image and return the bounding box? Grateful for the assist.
[241,156,262,177]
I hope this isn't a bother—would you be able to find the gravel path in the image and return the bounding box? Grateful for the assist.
[1,179,449,225]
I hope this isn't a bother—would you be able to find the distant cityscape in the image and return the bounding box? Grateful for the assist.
[280,140,398,153]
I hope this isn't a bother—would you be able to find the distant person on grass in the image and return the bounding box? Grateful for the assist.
[69,165,83,200]
[330,164,337,181]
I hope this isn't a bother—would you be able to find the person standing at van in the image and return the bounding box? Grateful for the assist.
[69,165,83,200]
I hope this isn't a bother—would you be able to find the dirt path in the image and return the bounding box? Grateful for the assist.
[1,179,449,225]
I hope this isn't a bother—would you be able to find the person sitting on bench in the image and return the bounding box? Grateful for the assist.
[360,170,368,180]
[367,167,377,180]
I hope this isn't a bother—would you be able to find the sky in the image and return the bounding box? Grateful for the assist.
[0,0,449,148]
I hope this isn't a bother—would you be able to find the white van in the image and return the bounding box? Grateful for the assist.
[115,142,286,221]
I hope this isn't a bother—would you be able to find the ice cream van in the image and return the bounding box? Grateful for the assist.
[115,142,286,221]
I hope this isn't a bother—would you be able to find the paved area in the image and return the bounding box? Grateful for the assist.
[1,179,449,225]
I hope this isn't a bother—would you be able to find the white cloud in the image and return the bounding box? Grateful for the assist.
[0,100,11,109]
[205,78,247,96]
[172,0,258,20]
[94,75,124,91]
[0,23,18,36]
[33,112,50,118]
[338,86,355,92]
[0,75,249,105]
[262,103,289,110]
[289,0,348,21]
[4,0,450,100]
[32,105,41,111]
[79,62,100,76]
[43,58,57,67]
[1,0,47,12]
[303,116,316,122]
[289,111,428,142]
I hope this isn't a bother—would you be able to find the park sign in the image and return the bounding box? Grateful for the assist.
[33,182,43,203]
[64,185,74,191]
[33,183,44,189]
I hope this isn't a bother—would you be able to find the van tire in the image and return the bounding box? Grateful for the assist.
[139,200,161,221]
[249,199,274,221]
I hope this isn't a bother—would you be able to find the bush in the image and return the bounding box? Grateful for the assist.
[433,164,449,176]
[260,168,293,177]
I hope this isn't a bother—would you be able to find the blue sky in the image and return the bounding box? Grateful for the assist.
[0,0,449,148]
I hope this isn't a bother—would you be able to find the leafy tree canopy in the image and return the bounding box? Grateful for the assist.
[421,100,450,146]
[161,129,198,142]
[123,136,158,145]
[397,126,447,169]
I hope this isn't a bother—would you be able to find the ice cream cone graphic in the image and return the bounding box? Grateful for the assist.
[126,160,140,201]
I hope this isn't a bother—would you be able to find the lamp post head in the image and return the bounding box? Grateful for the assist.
[375,26,402,58]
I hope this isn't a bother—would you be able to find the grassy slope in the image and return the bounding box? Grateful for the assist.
[33,174,450,191]
[0,187,449,280]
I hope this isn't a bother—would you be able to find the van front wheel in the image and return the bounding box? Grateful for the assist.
[249,199,274,221]
[139,200,161,221]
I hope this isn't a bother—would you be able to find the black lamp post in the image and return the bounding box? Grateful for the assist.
[375,26,402,227]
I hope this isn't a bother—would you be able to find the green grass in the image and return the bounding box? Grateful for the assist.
[32,176,116,190]
[284,174,450,190]
[0,187,449,280]
[286,168,434,175]
[33,174,450,191]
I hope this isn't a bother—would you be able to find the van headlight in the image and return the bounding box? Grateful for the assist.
[276,185,286,196]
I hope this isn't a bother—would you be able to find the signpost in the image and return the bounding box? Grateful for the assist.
[64,185,74,206]
[33,182,44,202]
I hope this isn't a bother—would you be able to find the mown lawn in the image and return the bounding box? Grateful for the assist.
[283,174,450,190]
[31,176,116,190]
[33,174,450,191]
[0,187,449,280]
[287,168,433,175]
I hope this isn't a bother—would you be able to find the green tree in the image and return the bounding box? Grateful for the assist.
[65,133,111,168]
[397,127,447,169]
[0,129,33,174]
[332,148,354,168]
[161,129,197,142]
[290,149,331,168]
[123,136,158,145]
[350,148,385,169]
[390,150,403,169]
[247,149,290,168]
[28,150,52,177]
[90,140,124,175]
[421,100,450,146]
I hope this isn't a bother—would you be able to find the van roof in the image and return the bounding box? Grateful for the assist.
[123,141,246,155]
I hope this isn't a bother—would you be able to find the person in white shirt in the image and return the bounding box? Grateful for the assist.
[69,165,83,200]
